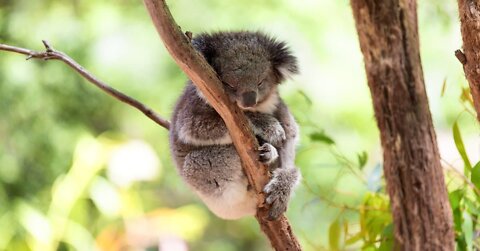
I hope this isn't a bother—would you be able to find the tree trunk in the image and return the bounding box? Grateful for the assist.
[350,0,454,250]
[457,0,480,122]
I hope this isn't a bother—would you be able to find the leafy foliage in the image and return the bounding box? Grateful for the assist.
[446,86,480,251]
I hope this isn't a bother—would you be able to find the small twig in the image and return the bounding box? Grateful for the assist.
[0,41,170,130]
[441,158,480,197]
[302,181,386,212]
[455,49,467,65]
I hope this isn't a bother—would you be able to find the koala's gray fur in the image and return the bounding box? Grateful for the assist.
[169,31,301,220]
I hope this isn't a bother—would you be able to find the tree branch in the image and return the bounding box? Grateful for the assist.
[142,0,301,250]
[0,41,170,130]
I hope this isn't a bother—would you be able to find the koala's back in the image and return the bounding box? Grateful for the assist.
[169,83,227,167]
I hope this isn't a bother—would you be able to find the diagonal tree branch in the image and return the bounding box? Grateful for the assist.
[0,41,170,130]
[143,0,301,250]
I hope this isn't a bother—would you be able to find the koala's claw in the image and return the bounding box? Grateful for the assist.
[258,143,279,164]
[265,189,288,221]
[264,181,288,221]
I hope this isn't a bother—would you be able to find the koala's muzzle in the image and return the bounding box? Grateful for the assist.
[240,91,257,108]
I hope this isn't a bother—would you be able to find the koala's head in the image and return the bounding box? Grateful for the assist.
[192,31,298,111]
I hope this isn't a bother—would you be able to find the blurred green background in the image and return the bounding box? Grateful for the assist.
[0,0,478,250]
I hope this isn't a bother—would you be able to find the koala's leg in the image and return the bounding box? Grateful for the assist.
[182,145,257,220]
[261,101,301,220]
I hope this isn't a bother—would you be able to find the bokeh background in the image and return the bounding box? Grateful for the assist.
[0,0,478,250]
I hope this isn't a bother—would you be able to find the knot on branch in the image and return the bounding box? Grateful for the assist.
[26,40,59,61]
[455,49,467,65]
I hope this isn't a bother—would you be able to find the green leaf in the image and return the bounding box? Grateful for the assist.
[464,197,480,215]
[343,220,349,240]
[457,237,467,251]
[379,238,394,251]
[449,189,464,232]
[379,224,395,251]
[297,90,313,107]
[441,78,447,97]
[310,132,335,145]
[462,212,473,251]
[471,162,480,190]
[329,218,341,251]
[345,232,363,245]
[453,121,472,175]
[362,244,377,251]
[357,151,368,169]
[460,87,474,107]
[449,189,464,211]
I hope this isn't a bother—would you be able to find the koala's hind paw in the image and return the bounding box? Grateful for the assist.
[258,143,278,164]
[263,168,300,220]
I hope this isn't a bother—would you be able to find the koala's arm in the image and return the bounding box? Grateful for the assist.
[244,100,300,220]
[260,100,301,220]
[275,100,299,171]
[246,112,286,148]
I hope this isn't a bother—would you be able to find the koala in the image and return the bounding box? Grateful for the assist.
[169,31,300,220]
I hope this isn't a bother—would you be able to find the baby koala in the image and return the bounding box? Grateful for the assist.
[169,31,300,220]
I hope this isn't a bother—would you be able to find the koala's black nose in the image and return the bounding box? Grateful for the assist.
[241,91,257,108]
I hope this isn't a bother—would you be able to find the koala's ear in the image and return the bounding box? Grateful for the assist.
[192,34,217,65]
[265,38,298,82]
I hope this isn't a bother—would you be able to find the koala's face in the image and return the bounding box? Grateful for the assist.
[193,32,298,110]
[213,45,277,109]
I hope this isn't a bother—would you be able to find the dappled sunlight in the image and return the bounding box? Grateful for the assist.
[1,134,208,250]
[107,140,161,188]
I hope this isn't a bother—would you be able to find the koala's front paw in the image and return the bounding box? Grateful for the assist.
[263,168,300,220]
[261,123,286,147]
[258,143,279,165]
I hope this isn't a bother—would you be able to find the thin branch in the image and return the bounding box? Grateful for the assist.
[0,41,170,130]
[143,0,301,250]
[441,158,480,197]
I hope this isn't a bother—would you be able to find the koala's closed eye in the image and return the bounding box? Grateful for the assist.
[222,81,235,89]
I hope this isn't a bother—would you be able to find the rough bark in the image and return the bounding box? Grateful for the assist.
[457,0,480,122]
[143,0,301,250]
[350,0,454,250]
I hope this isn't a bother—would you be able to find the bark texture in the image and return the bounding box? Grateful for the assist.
[350,0,454,250]
[457,0,480,121]
[143,0,301,250]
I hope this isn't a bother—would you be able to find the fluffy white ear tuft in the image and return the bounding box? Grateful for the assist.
[278,65,296,80]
